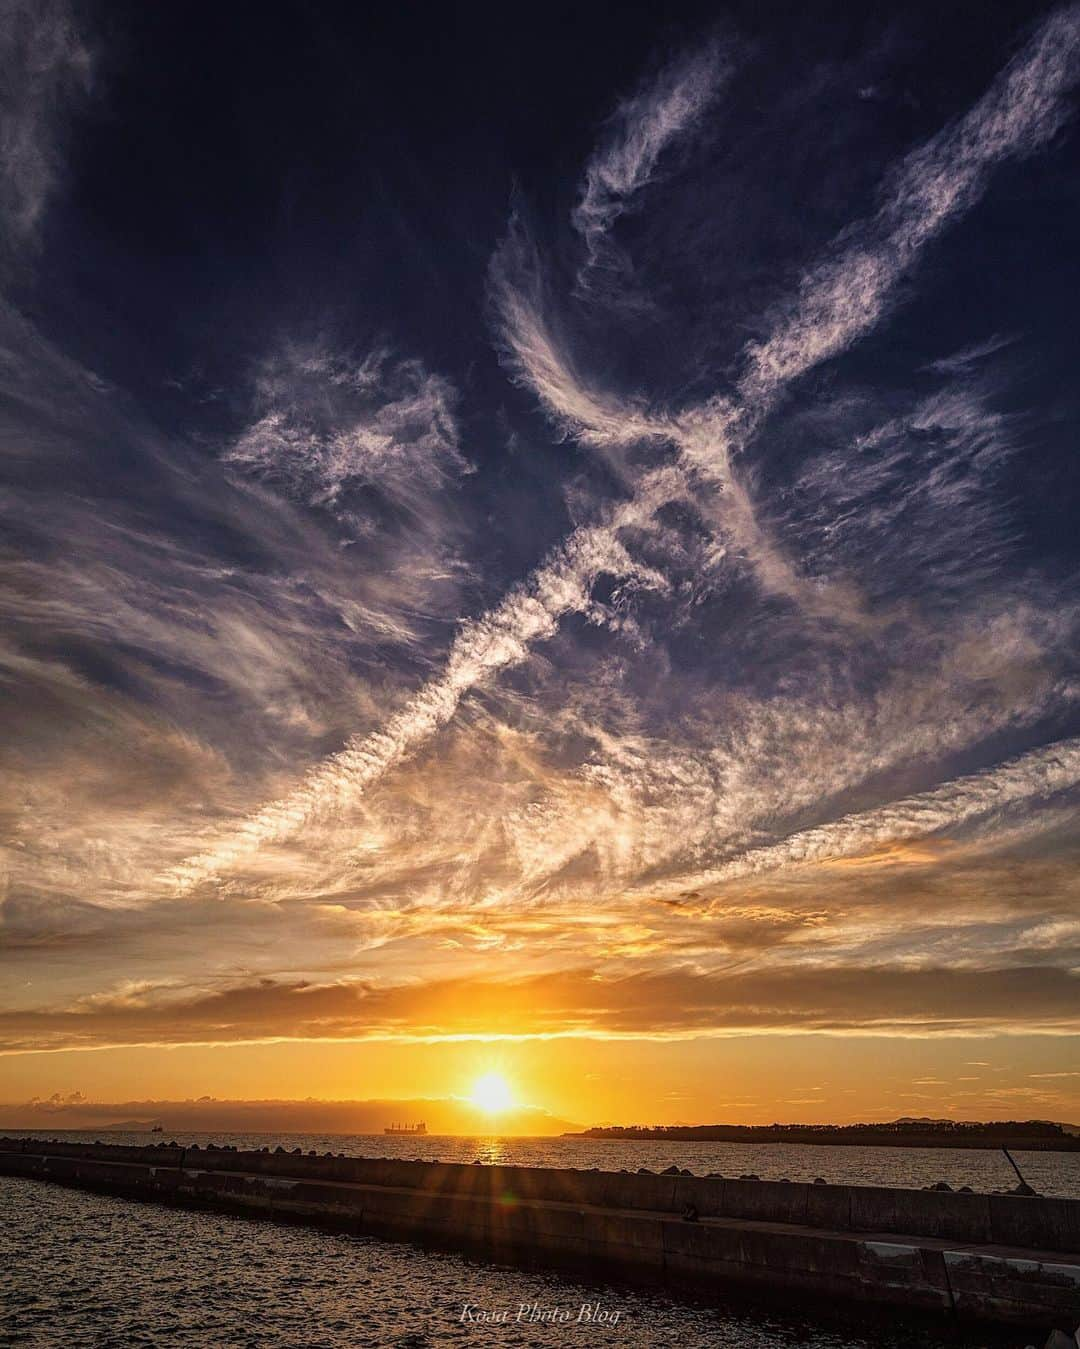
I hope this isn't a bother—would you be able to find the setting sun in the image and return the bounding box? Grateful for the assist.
[470,1072,513,1114]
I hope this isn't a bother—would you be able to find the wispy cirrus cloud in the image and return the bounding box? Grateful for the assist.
[0,0,90,253]
[667,736,1080,892]
[164,4,1080,895]
[225,342,472,527]
[168,474,677,890]
[736,4,1080,404]
[489,218,672,450]
[573,39,733,296]
[493,6,1080,621]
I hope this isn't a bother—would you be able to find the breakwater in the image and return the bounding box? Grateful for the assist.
[3,1137,1078,1331]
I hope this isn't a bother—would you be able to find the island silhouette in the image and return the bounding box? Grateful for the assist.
[567,1118,1080,1150]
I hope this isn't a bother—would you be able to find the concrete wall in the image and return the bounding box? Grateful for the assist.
[10,1139,1072,1251]
[3,1138,1078,1331]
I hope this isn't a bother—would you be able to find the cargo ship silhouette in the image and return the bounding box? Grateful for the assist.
[384,1121,427,1136]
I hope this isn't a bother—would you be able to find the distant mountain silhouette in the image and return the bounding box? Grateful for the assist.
[0,1096,579,1136]
[569,1119,1080,1150]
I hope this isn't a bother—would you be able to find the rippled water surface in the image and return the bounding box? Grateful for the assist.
[0,1176,1021,1349]
[13,1129,1080,1197]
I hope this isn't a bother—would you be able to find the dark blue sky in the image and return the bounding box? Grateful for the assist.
[25,1,1080,581]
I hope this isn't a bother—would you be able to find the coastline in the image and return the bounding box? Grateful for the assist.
[567,1127,1080,1152]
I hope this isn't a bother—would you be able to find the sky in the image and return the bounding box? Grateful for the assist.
[1,0,1079,1131]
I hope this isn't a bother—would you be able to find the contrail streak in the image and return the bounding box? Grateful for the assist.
[167,471,679,888]
[659,735,1080,890]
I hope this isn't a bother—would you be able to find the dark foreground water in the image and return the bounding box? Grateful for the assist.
[0,1176,1025,1349]
[12,1131,1080,1197]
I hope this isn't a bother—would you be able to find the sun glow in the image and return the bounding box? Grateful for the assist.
[470,1071,513,1114]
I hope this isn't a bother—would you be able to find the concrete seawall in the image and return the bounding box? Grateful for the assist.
[3,1137,1079,1331]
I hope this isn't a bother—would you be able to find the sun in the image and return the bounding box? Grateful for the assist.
[470,1072,513,1114]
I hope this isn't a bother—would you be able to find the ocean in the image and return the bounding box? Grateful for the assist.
[0,1172,1027,1349]
[5,1132,1074,1345]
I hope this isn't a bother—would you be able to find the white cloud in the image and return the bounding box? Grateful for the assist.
[489,218,672,450]
[167,476,677,890]
[224,343,471,516]
[573,39,731,289]
[673,736,1080,889]
[495,8,1080,621]
[737,6,1080,402]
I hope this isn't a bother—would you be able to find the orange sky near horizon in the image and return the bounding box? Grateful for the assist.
[3,1030,1078,1131]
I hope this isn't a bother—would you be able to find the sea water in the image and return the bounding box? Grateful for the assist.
[0,1174,1025,1348]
